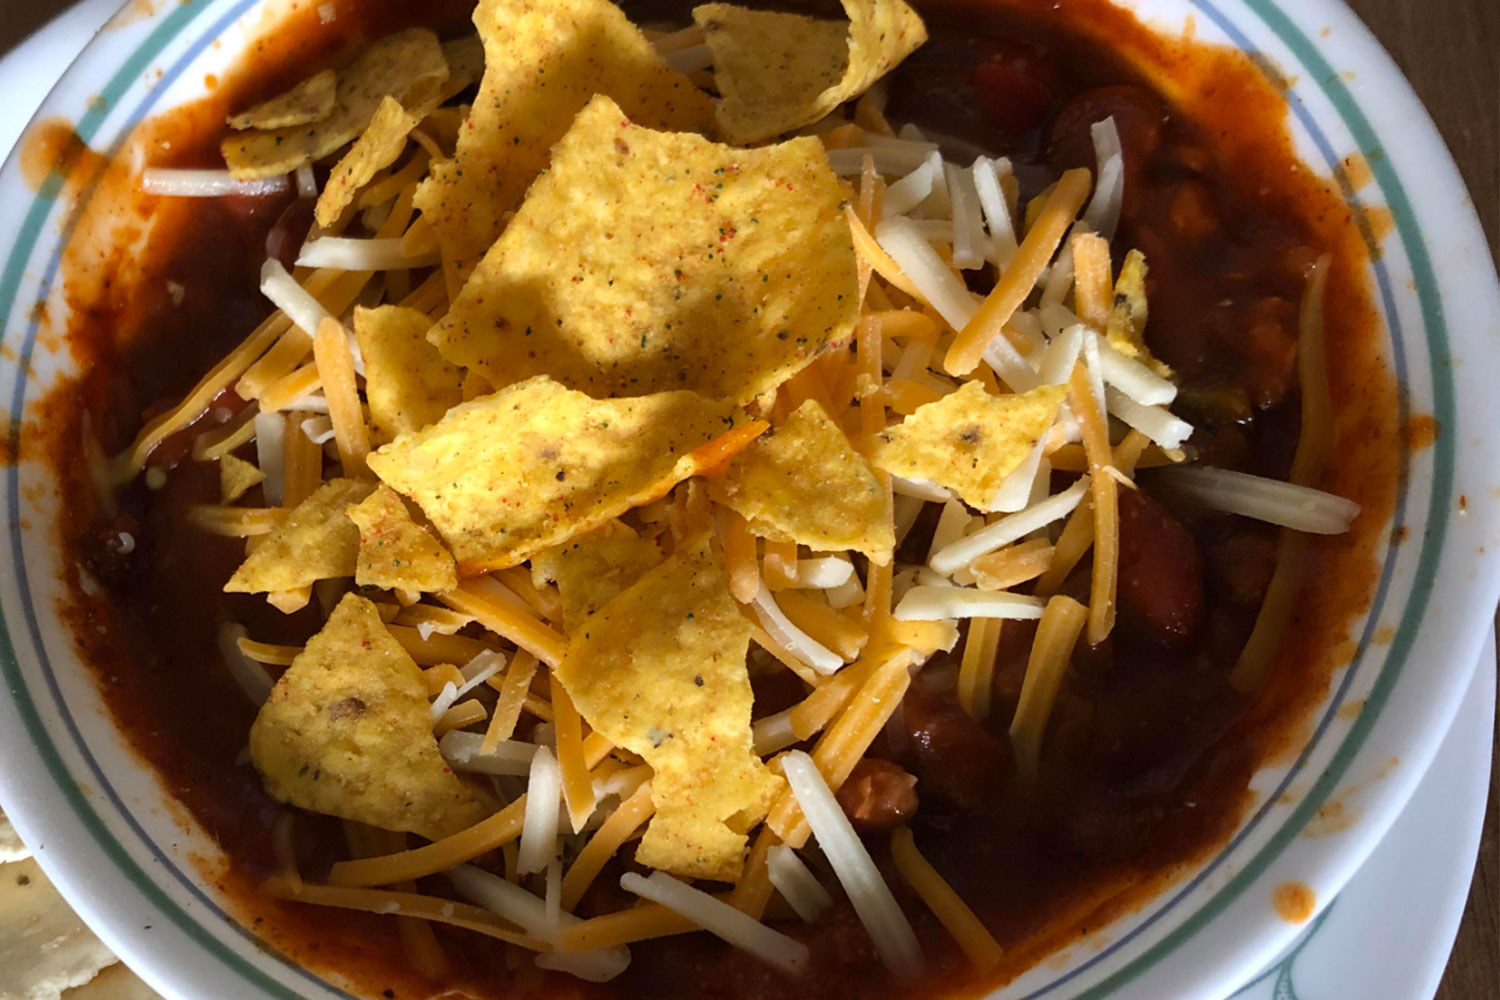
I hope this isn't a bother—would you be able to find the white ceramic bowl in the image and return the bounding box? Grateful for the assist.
[0,1,1495,999]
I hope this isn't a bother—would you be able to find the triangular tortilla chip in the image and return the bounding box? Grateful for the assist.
[346,485,458,594]
[227,69,337,131]
[220,453,265,503]
[224,478,375,593]
[695,0,927,145]
[531,520,663,631]
[708,399,893,561]
[249,594,485,840]
[412,0,716,264]
[429,95,858,402]
[223,29,449,179]
[1105,249,1171,375]
[869,382,1066,510]
[315,96,419,227]
[354,304,463,443]
[366,375,744,573]
[554,534,780,880]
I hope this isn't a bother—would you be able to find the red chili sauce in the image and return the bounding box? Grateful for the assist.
[36,0,1397,998]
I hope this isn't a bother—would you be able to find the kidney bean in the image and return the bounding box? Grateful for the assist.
[1116,486,1205,648]
[835,759,919,832]
[902,686,1010,813]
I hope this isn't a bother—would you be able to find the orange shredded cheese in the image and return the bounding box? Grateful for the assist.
[1069,364,1118,645]
[845,206,929,304]
[762,539,800,591]
[720,508,762,604]
[889,826,1002,972]
[281,408,324,508]
[956,617,1002,721]
[555,904,697,953]
[433,699,487,737]
[312,317,370,477]
[969,538,1055,591]
[482,649,538,753]
[775,590,868,661]
[187,505,285,537]
[944,168,1092,375]
[551,673,598,834]
[728,827,781,919]
[748,621,825,688]
[439,581,569,667]
[561,779,655,910]
[1070,231,1112,329]
[1010,594,1088,779]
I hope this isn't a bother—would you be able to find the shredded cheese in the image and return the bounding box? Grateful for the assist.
[440,582,569,667]
[945,168,1092,375]
[620,872,810,975]
[1009,594,1088,779]
[1069,363,1118,645]
[889,826,1002,972]
[561,780,655,910]
[956,617,1002,721]
[551,674,597,834]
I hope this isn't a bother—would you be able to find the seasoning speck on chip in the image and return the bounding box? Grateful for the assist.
[869,381,1066,510]
[554,533,781,881]
[249,594,486,840]
[709,399,894,562]
[695,0,927,144]
[413,0,716,264]
[429,94,859,402]
[365,375,748,573]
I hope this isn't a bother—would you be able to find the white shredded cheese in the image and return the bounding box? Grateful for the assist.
[620,871,810,976]
[663,42,713,74]
[753,585,844,674]
[142,168,290,198]
[1095,338,1177,405]
[826,146,932,177]
[794,557,854,589]
[781,752,922,978]
[929,475,1091,574]
[944,162,986,270]
[881,157,941,218]
[518,746,561,876]
[1156,466,1361,533]
[927,499,975,566]
[893,585,1045,622]
[260,259,333,337]
[892,476,951,502]
[989,434,1049,513]
[825,573,865,611]
[1105,387,1194,450]
[297,236,440,271]
[294,164,317,199]
[875,216,978,332]
[459,649,508,691]
[1037,324,1086,387]
[429,681,461,724]
[983,329,1040,392]
[252,410,285,506]
[440,732,539,776]
[300,415,335,445]
[972,156,1018,268]
[1083,117,1125,241]
[766,845,834,923]
[752,710,799,757]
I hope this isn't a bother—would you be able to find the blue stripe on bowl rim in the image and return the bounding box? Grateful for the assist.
[0,0,1452,997]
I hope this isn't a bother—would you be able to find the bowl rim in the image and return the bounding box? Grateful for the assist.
[0,0,1495,998]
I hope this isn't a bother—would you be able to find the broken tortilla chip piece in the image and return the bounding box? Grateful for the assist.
[220,453,265,503]
[354,305,463,442]
[1105,249,1170,376]
[869,381,1066,510]
[695,0,927,145]
[225,478,375,594]
[227,68,337,131]
[429,94,858,402]
[315,96,419,227]
[0,857,117,1000]
[223,29,449,179]
[365,375,746,574]
[249,594,486,840]
[531,520,663,631]
[412,0,716,264]
[709,399,893,561]
[554,533,781,880]
[347,484,458,594]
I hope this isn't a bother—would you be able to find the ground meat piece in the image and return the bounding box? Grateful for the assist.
[835,759,918,831]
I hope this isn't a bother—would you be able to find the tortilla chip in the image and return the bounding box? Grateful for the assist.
[366,375,743,573]
[412,0,716,264]
[0,858,116,1000]
[1105,249,1171,375]
[315,97,419,227]
[0,809,26,862]
[220,453,265,503]
[531,520,663,631]
[347,485,458,594]
[708,399,893,561]
[250,594,485,840]
[224,479,375,594]
[227,68,337,130]
[429,95,858,402]
[695,0,927,145]
[554,534,780,880]
[437,35,486,101]
[61,963,164,1000]
[223,29,449,179]
[354,305,463,443]
[869,381,1066,510]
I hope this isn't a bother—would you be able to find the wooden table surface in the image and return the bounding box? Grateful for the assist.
[0,0,1493,997]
